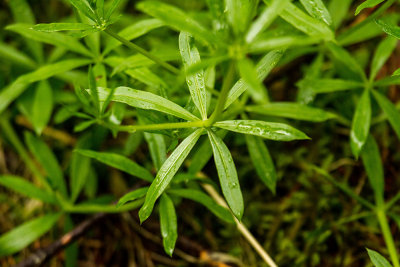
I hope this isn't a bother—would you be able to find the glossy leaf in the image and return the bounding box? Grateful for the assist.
[117,187,148,207]
[25,132,68,197]
[0,213,61,257]
[225,0,256,36]
[248,35,321,53]
[179,32,208,119]
[143,132,167,171]
[300,0,332,25]
[0,58,91,113]
[375,19,400,39]
[67,0,98,22]
[139,129,203,222]
[88,65,100,114]
[137,1,219,45]
[361,135,384,205]
[366,248,393,267]
[350,89,371,158]
[246,0,288,43]
[6,24,92,56]
[208,130,243,219]
[0,175,56,204]
[75,149,154,182]
[33,23,94,32]
[246,102,336,122]
[245,135,277,193]
[168,188,234,223]
[370,37,397,81]
[97,87,199,121]
[32,80,53,135]
[225,50,284,109]
[297,78,364,94]
[372,90,400,140]
[105,0,123,19]
[159,194,177,256]
[214,120,310,141]
[356,0,386,15]
[237,58,269,104]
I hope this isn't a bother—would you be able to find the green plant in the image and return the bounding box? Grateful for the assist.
[1,0,400,266]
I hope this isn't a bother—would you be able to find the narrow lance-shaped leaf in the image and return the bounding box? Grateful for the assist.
[214,120,310,141]
[32,23,94,32]
[246,0,289,43]
[350,89,371,158]
[97,87,199,121]
[356,0,386,15]
[225,50,284,109]
[370,37,397,81]
[75,149,153,182]
[25,132,68,197]
[361,135,384,205]
[88,65,100,115]
[0,175,56,204]
[0,213,61,257]
[299,0,332,25]
[237,58,269,104]
[168,188,234,223]
[246,102,336,122]
[366,248,393,267]
[297,78,364,94]
[68,0,98,22]
[32,80,53,135]
[375,19,400,39]
[137,1,220,45]
[179,32,208,119]
[139,129,203,222]
[0,42,36,68]
[208,130,244,219]
[143,132,167,171]
[159,194,178,256]
[118,187,149,207]
[372,90,400,140]
[245,135,277,193]
[105,0,123,20]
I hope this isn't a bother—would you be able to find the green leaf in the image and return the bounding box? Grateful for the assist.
[75,149,153,182]
[299,0,332,25]
[246,102,336,122]
[168,188,234,223]
[32,80,53,135]
[88,65,100,114]
[6,24,92,57]
[375,19,400,39]
[248,35,321,53]
[25,132,68,197]
[237,58,269,104]
[118,187,148,207]
[179,32,208,119]
[366,248,392,267]
[214,120,310,141]
[361,135,384,205]
[356,0,386,15]
[208,130,243,219]
[33,23,94,32]
[246,0,289,43]
[370,37,398,81]
[159,194,178,256]
[143,132,167,171]
[96,87,199,121]
[104,0,122,19]
[225,0,256,36]
[139,129,203,222]
[0,58,91,114]
[296,78,364,94]
[0,213,61,257]
[245,135,277,193]
[225,50,284,109]
[136,1,219,45]
[103,19,164,55]
[279,2,334,41]
[372,90,400,140]
[350,89,371,158]
[0,42,36,68]
[328,0,352,29]
[67,0,98,22]
[0,175,56,204]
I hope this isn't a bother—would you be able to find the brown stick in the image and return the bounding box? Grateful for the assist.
[14,213,106,267]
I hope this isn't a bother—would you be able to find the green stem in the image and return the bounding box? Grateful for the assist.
[376,207,400,267]
[64,199,144,213]
[337,0,396,44]
[0,115,51,192]
[104,28,180,75]
[207,61,236,126]
[106,120,205,132]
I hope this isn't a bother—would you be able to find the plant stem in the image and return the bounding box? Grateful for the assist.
[376,207,400,267]
[104,28,180,75]
[0,115,52,192]
[207,61,236,126]
[201,182,278,267]
[106,120,205,132]
[64,199,144,213]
